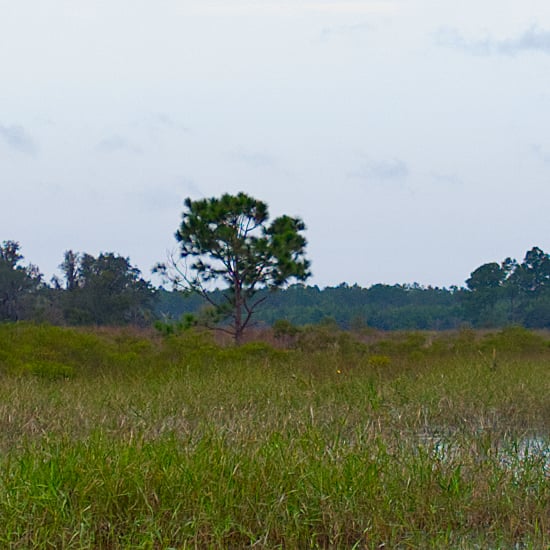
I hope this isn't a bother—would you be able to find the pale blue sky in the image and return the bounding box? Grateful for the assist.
[1,0,550,287]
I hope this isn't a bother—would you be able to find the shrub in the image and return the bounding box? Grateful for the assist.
[481,326,548,354]
[22,361,75,380]
[368,355,391,368]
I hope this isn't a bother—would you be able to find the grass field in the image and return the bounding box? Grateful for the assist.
[0,323,548,548]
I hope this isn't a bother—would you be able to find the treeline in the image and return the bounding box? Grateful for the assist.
[158,246,550,330]
[156,284,462,330]
[0,242,155,326]
[2,240,550,330]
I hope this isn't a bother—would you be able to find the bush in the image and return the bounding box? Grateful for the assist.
[368,355,391,368]
[481,326,548,353]
[22,361,75,380]
[295,324,367,355]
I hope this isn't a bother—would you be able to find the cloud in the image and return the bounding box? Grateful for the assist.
[435,27,492,56]
[181,179,207,199]
[183,1,398,16]
[349,157,409,183]
[95,135,143,155]
[319,22,372,41]
[530,144,550,164]
[131,187,184,212]
[148,113,189,133]
[430,172,463,187]
[229,148,278,169]
[132,113,190,145]
[436,25,550,56]
[140,178,206,206]
[0,124,38,155]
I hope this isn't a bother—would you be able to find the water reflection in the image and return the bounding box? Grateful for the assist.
[418,432,550,474]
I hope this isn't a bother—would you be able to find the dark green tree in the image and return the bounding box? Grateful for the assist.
[518,246,550,294]
[60,250,79,291]
[61,251,155,326]
[0,241,43,321]
[466,262,505,292]
[463,248,550,327]
[464,262,506,325]
[500,257,520,320]
[156,192,311,343]
[510,247,550,327]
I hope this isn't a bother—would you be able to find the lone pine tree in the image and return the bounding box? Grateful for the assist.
[156,192,310,343]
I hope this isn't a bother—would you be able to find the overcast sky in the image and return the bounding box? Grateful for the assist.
[2,0,550,288]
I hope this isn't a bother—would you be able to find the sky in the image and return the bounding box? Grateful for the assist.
[1,0,550,289]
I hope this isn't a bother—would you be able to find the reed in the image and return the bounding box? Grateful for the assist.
[0,323,547,548]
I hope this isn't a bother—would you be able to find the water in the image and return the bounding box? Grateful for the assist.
[418,432,550,475]
[498,436,550,474]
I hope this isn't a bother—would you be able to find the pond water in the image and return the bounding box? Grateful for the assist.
[418,432,550,474]
[498,437,550,473]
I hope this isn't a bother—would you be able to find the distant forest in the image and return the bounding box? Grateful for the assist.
[1,241,549,330]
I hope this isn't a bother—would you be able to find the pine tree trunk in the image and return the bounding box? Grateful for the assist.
[234,280,243,345]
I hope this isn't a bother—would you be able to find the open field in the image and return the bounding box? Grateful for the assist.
[0,324,548,548]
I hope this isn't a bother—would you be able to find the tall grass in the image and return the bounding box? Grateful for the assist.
[0,323,548,548]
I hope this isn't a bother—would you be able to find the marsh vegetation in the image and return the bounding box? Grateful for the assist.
[0,324,548,548]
